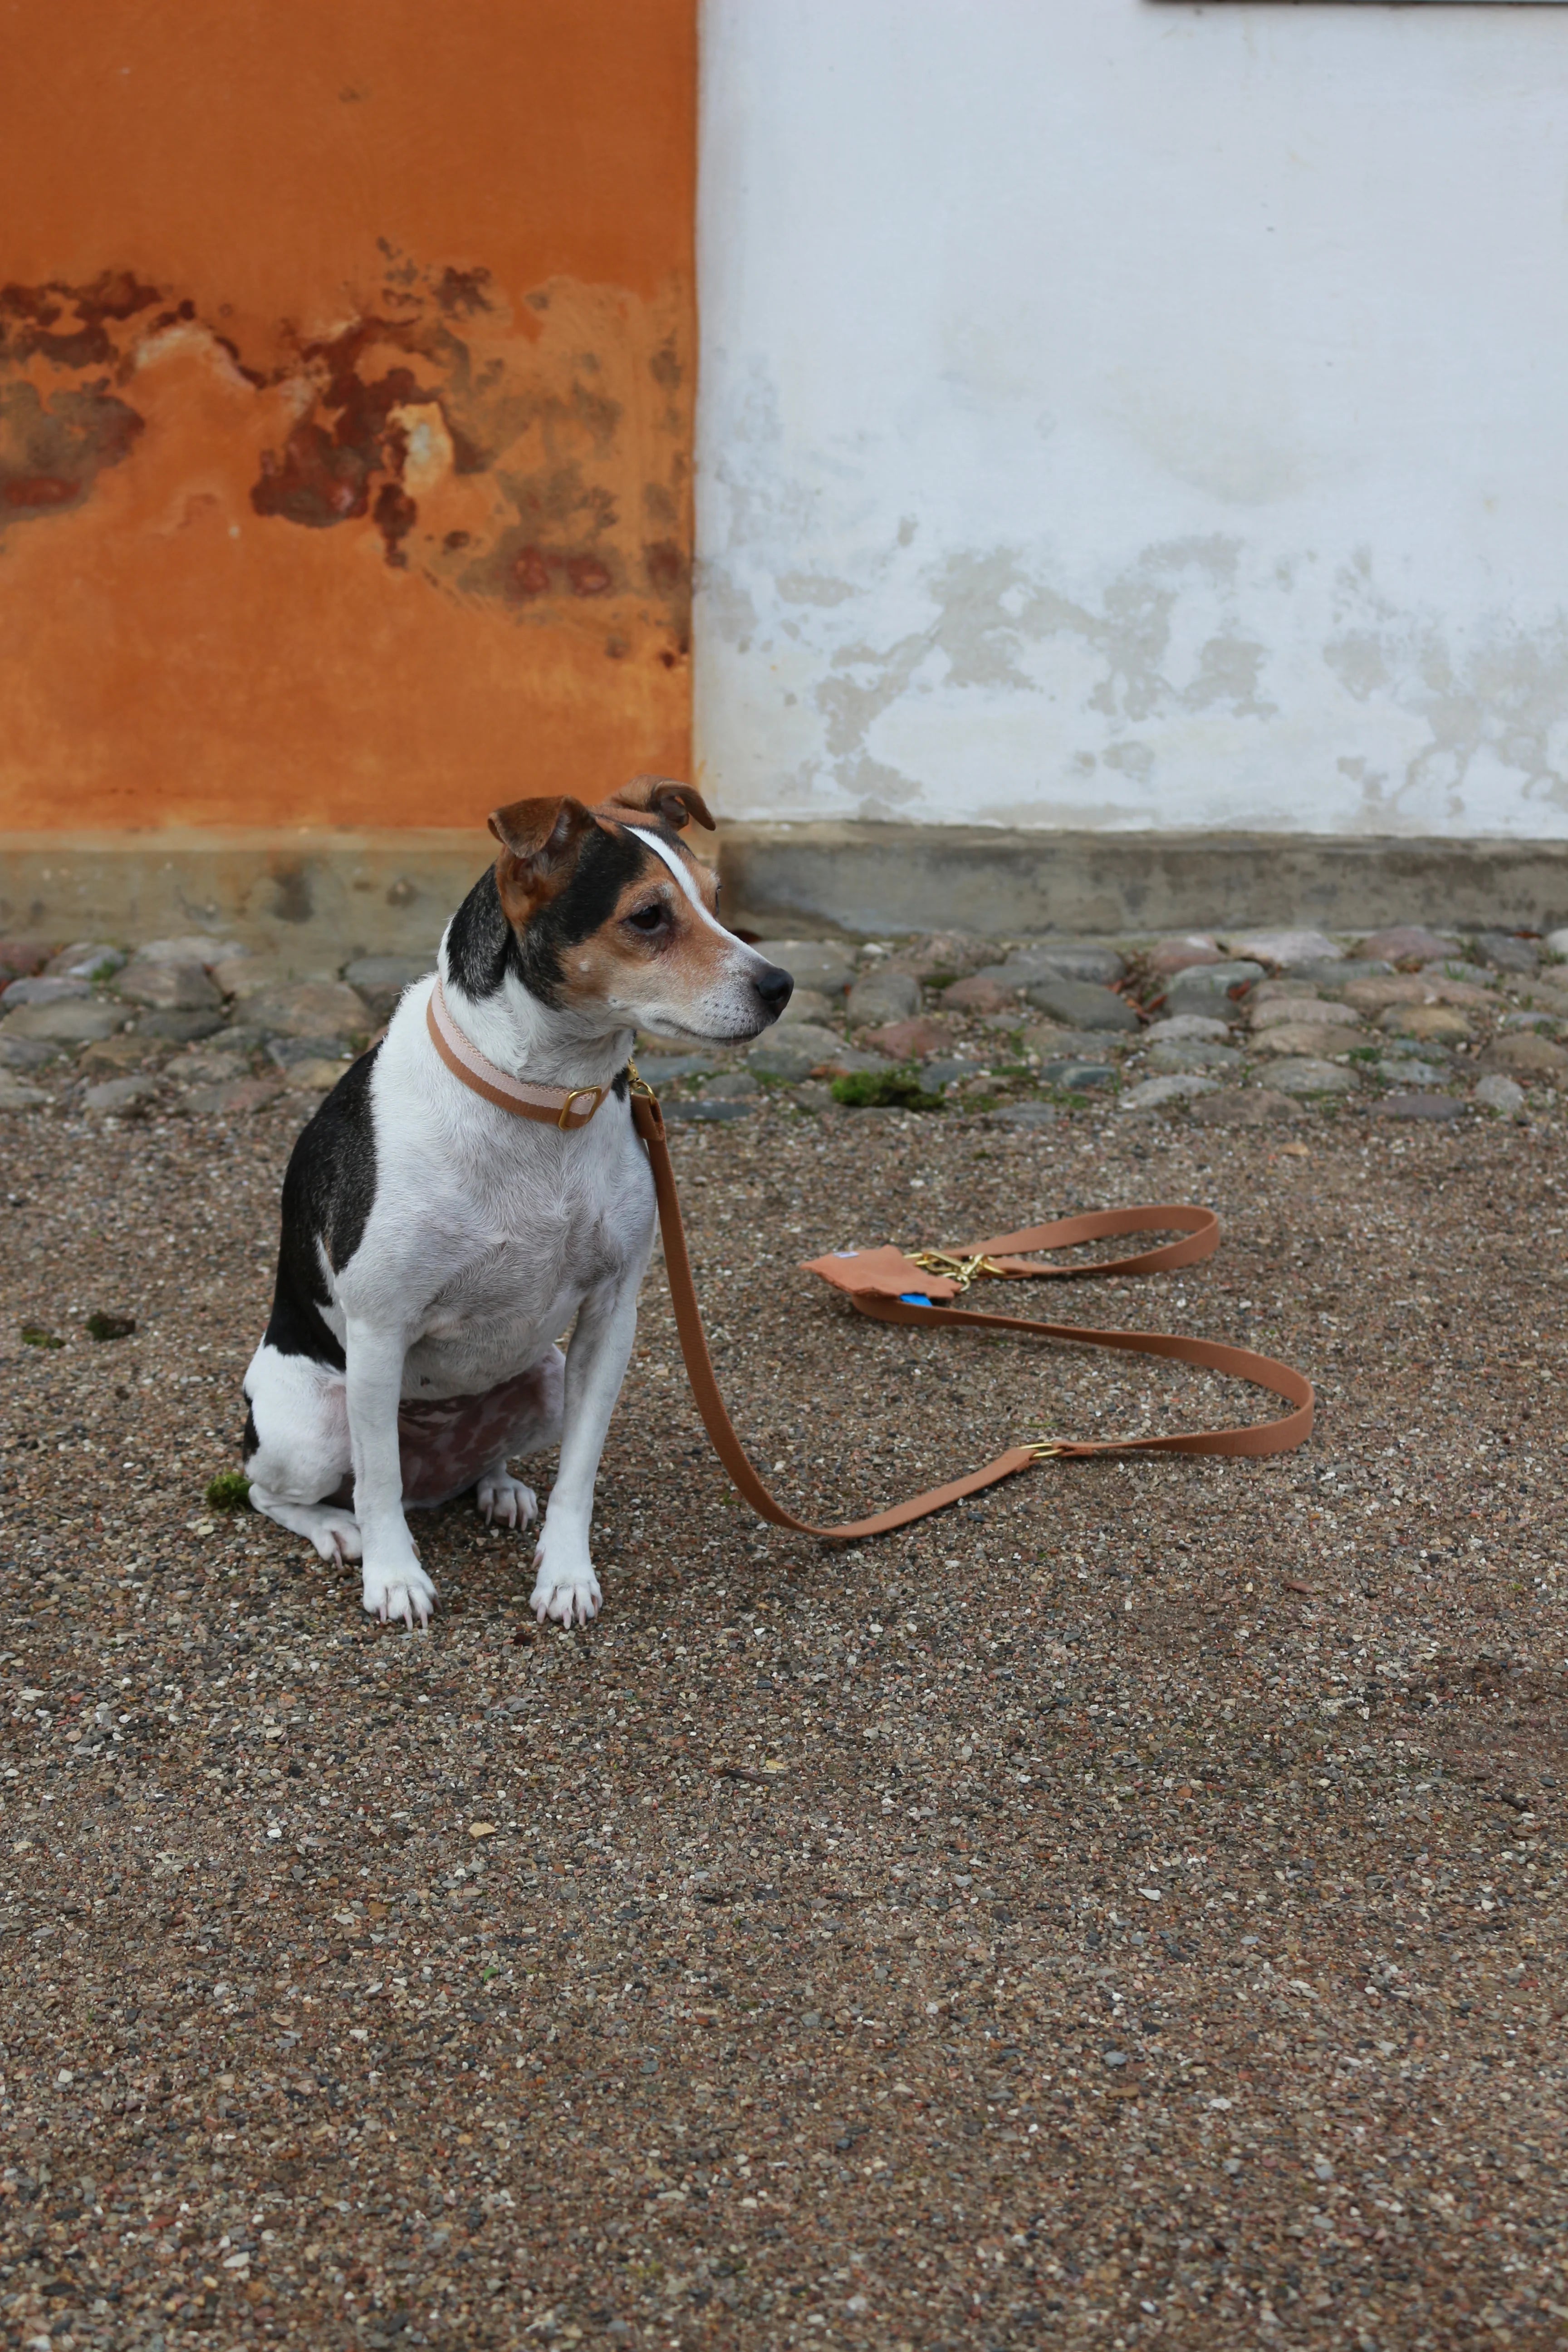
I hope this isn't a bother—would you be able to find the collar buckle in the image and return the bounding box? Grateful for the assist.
[558,1085,604,1130]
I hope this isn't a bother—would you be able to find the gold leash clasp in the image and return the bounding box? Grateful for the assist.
[1027,1438,1070,1462]
[907,1249,1003,1292]
[625,1057,657,1101]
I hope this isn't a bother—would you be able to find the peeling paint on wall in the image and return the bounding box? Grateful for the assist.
[700,459,1568,838]
[0,0,696,832]
[0,252,691,647]
[0,274,153,523]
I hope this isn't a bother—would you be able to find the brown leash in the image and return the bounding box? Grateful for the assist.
[421,984,1315,1541]
[627,1093,1314,1542]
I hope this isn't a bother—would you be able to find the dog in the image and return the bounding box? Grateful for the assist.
[240,775,791,1628]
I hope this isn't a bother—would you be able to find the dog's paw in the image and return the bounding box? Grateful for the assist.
[362,1557,437,1630]
[476,1468,539,1531]
[310,1508,363,1565]
[248,1489,362,1565]
[530,1541,601,1627]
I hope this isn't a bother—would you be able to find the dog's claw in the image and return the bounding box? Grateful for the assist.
[477,1470,537,1534]
[529,1544,602,1628]
[363,1562,437,1629]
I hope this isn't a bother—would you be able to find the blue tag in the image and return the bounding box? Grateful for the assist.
[900,1293,932,1306]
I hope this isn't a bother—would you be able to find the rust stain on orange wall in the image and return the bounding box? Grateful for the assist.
[0,0,696,832]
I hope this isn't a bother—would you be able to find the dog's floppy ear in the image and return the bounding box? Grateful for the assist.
[609,773,717,833]
[487,796,597,926]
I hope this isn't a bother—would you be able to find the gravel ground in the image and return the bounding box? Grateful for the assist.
[3,1014,1567,2350]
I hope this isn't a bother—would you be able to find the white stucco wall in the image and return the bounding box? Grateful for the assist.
[695,0,1568,837]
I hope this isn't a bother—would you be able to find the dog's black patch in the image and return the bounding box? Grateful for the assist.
[241,1401,260,1463]
[445,866,521,1001]
[515,826,650,1006]
[262,1045,382,1367]
[446,828,676,1008]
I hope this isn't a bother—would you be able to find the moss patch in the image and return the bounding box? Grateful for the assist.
[829,1066,945,1112]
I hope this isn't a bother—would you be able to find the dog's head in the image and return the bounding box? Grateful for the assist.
[444,774,793,1043]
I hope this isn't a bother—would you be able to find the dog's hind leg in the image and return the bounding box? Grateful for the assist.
[242,1343,359,1564]
[476,1348,565,1529]
[248,1493,364,1563]
[397,1349,567,1528]
[476,1468,539,1530]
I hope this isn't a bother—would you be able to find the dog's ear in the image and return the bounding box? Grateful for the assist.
[487,797,597,926]
[608,773,717,833]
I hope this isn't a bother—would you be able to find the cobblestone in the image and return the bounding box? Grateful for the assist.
[0,919,1562,1137]
[1265,1058,1362,1097]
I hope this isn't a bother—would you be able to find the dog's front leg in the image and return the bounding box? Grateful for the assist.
[344,1318,437,1629]
[530,1267,642,1627]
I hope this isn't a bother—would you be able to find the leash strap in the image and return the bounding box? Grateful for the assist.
[629,1094,1313,1541]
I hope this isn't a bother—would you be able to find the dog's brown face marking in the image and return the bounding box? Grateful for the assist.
[552,822,732,1014]
[465,778,790,1041]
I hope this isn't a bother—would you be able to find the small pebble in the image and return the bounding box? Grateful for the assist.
[1358,924,1460,965]
[1145,934,1221,975]
[1471,930,1539,975]
[1,975,92,1007]
[1023,978,1139,1032]
[1264,1058,1360,1096]
[777,987,840,1028]
[846,970,922,1026]
[1143,1014,1230,1043]
[1224,928,1344,968]
[1162,960,1265,1014]
[1378,1091,1464,1122]
[82,1076,159,1115]
[1147,1041,1243,1073]
[1474,1072,1526,1116]
[1118,1073,1220,1110]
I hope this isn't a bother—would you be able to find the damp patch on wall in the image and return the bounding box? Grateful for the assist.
[0,271,155,522]
[0,248,691,657]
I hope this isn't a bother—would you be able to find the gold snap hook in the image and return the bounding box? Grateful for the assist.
[907,1250,1003,1292]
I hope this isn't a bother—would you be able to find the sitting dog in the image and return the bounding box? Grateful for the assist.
[240,776,791,1627]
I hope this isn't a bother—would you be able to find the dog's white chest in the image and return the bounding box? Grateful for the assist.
[372,1118,654,1397]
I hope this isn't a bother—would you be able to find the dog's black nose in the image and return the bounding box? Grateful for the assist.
[753,962,794,1017]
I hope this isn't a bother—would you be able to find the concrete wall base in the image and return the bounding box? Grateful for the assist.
[0,830,493,966]
[3,824,1567,958]
[720,823,1568,940]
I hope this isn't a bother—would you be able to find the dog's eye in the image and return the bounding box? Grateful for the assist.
[624,901,668,934]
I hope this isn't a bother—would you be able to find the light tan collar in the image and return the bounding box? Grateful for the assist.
[426,975,627,1130]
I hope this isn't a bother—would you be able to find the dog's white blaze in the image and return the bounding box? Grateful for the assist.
[625,826,739,947]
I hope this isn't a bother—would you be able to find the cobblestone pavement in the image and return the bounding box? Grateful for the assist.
[2,926,1567,2350]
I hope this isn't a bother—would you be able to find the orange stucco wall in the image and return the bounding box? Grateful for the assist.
[0,0,696,832]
